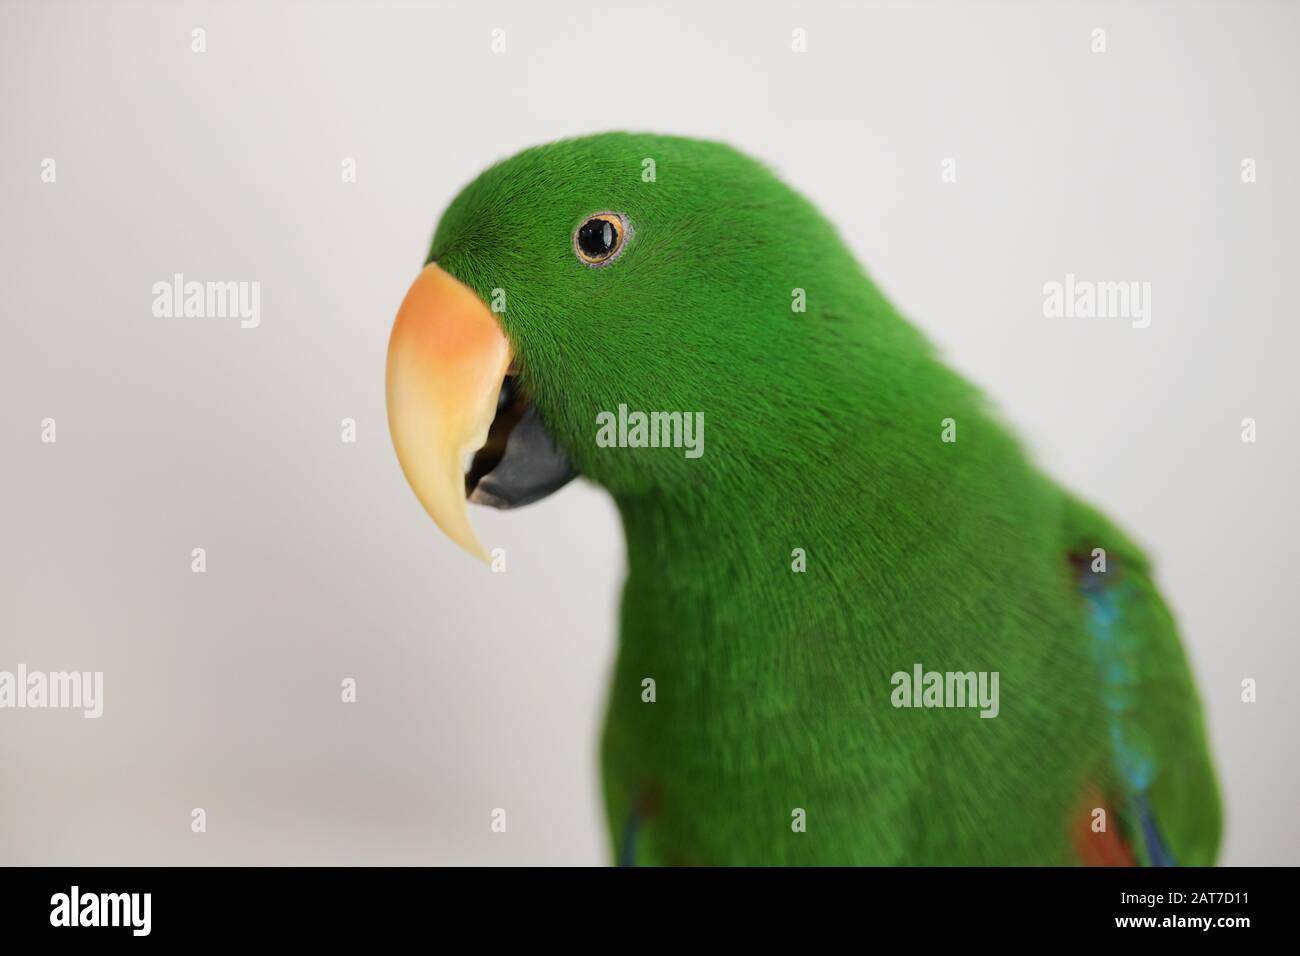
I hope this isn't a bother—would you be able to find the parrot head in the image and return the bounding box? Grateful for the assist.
[386,132,898,560]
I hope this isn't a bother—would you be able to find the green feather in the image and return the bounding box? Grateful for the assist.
[429,132,1221,865]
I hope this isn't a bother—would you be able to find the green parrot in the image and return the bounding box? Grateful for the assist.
[385,132,1221,866]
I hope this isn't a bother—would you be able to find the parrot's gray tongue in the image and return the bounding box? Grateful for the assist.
[465,372,577,509]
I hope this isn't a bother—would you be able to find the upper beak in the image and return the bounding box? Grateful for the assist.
[386,262,578,563]
[385,263,512,562]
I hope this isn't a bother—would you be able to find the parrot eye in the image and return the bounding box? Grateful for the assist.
[574,212,630,267]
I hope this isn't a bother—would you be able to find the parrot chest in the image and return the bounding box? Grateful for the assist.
[598,556,1097,865]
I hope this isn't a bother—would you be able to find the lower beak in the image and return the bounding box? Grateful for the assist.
[385,263,512,562]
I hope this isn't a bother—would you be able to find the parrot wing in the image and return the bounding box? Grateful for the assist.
[1064,496,1222,866]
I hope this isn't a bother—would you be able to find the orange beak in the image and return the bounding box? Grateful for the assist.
[385,263,512,562]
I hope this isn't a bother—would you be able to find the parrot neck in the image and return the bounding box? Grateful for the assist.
[608,386,1041,669]
[604,479,924,758]
[604,300,1045,693]
[613,482,877,653]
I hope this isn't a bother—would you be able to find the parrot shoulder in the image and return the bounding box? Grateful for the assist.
[1061,493,1222,866]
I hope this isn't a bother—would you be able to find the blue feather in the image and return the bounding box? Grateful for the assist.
[1078,564,1175,866]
